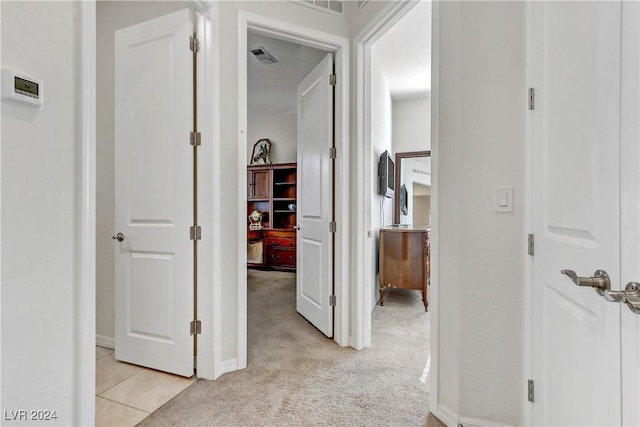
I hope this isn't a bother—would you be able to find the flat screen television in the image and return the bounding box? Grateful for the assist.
[378,150,395,198]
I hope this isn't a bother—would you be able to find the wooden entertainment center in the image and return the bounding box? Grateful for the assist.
[247,163,297,271]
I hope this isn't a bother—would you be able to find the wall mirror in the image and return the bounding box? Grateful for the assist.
[394,151,432,225]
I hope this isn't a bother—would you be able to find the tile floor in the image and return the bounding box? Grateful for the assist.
[95,346,196,426]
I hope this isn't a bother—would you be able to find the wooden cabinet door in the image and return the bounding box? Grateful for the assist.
[247,168,270,200]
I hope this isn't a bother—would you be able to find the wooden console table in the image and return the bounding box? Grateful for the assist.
[378,226,429,310]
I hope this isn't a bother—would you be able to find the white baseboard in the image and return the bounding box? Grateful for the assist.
[214,358,238,378]
[436,404,459,427]
[459,416,514,427]
[435,404,515,427]
[96,334,115,349]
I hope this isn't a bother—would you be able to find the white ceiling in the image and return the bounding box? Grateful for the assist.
[247,32,327,114]
[372,1,432,100]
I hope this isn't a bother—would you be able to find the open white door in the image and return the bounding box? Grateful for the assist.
[296,53,334,337]
[114,9,194,377]
[531,1,639,424]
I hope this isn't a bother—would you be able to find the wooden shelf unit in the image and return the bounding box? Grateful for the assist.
[246,163,297,271]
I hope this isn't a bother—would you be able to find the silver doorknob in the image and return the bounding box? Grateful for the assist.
[603,282,640,314]
[561,269,611,296]
[112,232,125,242]
[294,224,301,230]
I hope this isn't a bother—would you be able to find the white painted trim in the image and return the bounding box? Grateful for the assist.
[96,334,115,350]
[238,11,249,371]
[435,403,517,427]
[237,11,351,368]
[429,0,441,417]
[352,0,418,349]
[77,1,96,425]
[0,1,3,412]
[435,403,459,427]
[208,3,224,380]
[188,3,223,381]
[192,0,214,12]
[195,6,216,381]
[523,1,534,426]
[460,416,516,427]
[220,358,239,375]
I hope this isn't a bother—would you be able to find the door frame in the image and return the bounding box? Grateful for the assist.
[524,3,534,425]
[78,1,97,424]
[236,12,351,365]
[352,0,440,418]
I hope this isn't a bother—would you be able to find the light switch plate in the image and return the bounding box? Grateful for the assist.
[494,186,513,213]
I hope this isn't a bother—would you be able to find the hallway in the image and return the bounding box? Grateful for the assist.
[140,269,431,426]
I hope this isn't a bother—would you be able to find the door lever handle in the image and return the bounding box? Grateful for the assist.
[112,232,125,242]
[603,282,640,314]
[561,269,611,296]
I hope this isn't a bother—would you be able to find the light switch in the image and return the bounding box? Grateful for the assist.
[499,192,509,207]
[494,186,513,213]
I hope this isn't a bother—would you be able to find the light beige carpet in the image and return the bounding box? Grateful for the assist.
[139,269,431,426]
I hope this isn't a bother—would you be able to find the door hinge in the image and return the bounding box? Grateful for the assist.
[329,221,337,233]
[190,131,201,146]
[329,147,337,159]
[528,234,535,256]
[329,295,336,306]
[528,87,535,110]
[329,74,337,86]
[190,226,202,241]
[190,35,200,53]
[190,320,202,335]
[527,379,535,402]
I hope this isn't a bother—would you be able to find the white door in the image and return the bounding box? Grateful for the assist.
[620,3,640,425]
[114,9,194,377]
[296,53,334,337]
[531,1,639,425]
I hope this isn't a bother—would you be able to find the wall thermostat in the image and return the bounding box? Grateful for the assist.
[2,68,44,108]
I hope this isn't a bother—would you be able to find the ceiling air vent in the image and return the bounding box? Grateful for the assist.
[250,46,278,65]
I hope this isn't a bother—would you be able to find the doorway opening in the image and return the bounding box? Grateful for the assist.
[353,0,435,412]
[367,0,432,392]
[236,12,351,369]
[245,30,332,348]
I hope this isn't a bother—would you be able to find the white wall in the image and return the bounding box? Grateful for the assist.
[1,1,82,424]
[96,0,190,343]
[247,33,327,164]
[437,2,525,424]
[246,111,297,164]
[392,96,431,153]
[369,51,393,311]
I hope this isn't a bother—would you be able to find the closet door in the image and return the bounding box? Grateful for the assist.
[114,8,194,377]
[530,1,639,424]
